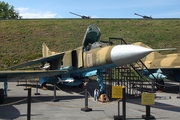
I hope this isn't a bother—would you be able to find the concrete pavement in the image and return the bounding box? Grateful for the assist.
[0,81,180,120]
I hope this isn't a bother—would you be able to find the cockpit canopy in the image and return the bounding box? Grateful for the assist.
[82,24,101,46]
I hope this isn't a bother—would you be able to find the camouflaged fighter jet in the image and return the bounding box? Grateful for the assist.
[0,24,157,104]
[133,42,180,83]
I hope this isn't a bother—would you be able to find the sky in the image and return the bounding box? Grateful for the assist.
[2,0,180,19]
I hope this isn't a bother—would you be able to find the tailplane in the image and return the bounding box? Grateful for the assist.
[42,43,59,57]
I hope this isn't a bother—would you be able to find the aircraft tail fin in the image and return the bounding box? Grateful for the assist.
[42,43,59,57]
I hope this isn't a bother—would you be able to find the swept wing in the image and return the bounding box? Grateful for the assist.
[0,70,67,81]
[0,52,67,81]
[7,52,65,70]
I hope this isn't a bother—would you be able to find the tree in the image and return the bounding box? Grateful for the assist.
[0,1,21,19]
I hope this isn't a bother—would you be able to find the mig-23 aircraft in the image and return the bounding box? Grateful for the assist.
[0,24,159,104]
[133,42,180,90]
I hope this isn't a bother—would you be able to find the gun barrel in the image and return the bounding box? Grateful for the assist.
[134,13,143,17]
[70,12,90,19]
[69,12,82,17]
[134,13,152,19]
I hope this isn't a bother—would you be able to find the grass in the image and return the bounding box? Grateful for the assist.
[0,19,180,69]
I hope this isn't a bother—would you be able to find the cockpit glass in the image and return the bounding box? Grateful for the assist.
[91,42,107,49]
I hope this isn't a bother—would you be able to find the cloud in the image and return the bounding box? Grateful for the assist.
[20,11,57,18]
[17,7,58,18]
[17,7,29,11]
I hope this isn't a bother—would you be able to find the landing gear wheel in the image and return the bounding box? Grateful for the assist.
[79,82,85,88]
[0,89,4,104]
[156,80,164,92]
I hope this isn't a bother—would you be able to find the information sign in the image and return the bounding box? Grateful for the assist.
[141,93,155,105]
[112,86,125,99]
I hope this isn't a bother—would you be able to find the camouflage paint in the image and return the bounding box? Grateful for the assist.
[83,46,113,68]
[133,42,180,69]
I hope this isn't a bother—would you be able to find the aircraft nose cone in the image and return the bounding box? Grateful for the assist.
[111,45,153,66]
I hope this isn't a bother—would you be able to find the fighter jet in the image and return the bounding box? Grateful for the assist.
[0,24,156,103]
[133,42,179,90]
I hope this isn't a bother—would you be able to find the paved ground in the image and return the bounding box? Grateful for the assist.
[0,81,180,120]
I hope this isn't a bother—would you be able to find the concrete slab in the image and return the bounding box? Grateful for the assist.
[0,81,180,120]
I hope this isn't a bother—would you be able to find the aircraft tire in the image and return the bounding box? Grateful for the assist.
[0,89,4,104]
[156,80,164,91]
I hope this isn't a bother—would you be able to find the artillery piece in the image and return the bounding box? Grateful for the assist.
[69,12,91,19]
[134,13,152,19]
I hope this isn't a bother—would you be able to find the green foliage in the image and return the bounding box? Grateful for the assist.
[0,1,21,19]
[0,19,180,70]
